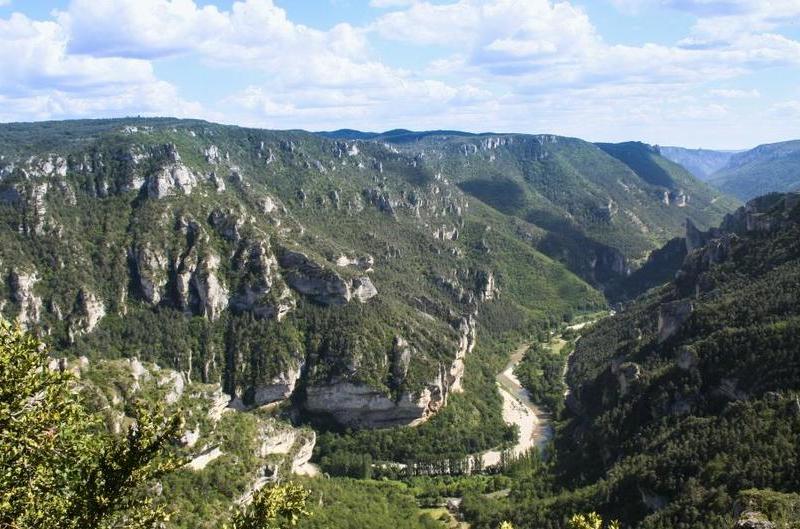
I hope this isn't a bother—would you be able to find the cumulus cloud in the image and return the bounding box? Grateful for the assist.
[372,0,800,89]
[0,11,203,121]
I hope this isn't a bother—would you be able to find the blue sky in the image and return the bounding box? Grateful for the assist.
[0,0,799,148]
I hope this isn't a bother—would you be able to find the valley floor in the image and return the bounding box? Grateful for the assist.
[483,342,553,467]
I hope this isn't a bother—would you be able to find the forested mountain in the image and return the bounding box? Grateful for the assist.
[659,146,738,180]
[332,131,736,286]
[474,192,800,529]
[707,140,800,200]
[1,118,613,432]
[0,119,733,414]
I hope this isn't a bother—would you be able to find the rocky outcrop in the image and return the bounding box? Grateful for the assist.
[304,382,441,428]
[130,243,169,305]
[248,363,303,406]
[208,208,244,243]
[657,299,693,342]
[204,145,221,164]
[290,433,315,473]
[278,250,351,306]
[231,240,295,320]
[146,144,197,198]
[734,512,775,529]
[476,270,499,301]
[9,269,42,329]
[185,447,223,471]
[23,155,68,179]
[351,276,377,302]
[68,289,106,342]
[685,218,720,253]
[146,164,197,198]
[304,315,476,428]
[335,254,374,272]
[433,225,459,241]
[363,188,397,216]
[175,246,229,321]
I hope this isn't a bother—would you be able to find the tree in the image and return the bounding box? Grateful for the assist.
[568,512,621,529]
[227,483,311,529]
[0,320,311,529]
[0,319,183,528]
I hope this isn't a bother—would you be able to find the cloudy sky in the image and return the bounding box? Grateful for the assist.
[1,0,799,148]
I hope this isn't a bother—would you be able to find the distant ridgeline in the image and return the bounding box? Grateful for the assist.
[662,141,800,202]
[542,192,800,529]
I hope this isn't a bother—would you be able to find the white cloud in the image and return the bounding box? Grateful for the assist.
[709,88,760,98]
[0,11,203,121]
[372,0,800,89]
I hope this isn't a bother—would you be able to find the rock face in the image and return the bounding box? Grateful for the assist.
[248,363,303,406]
[304,315,476,428]
[685,218,719,252]
[230,240,295,320]
[477,270,499,301]
[68,289,106,342]
[189,253,229,321]
[146,145,198,198]
[130,244,169,305]
[657,299,693,342]
[278,250,351,305]
[351,276,377,302]
[9,269,42,329]
[734,512,775,529]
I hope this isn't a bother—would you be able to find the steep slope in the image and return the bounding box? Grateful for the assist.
[0,118,603,431]
[352,132,736,290]
[660,146,738,180]
[555,192,800,528]
[709,140,800,200]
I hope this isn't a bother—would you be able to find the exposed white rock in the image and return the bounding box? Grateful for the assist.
[180,426,201,448]
[351,276,377,302]
[9,269,42,329]
[26,155,67,178]
[68,289,106,342]
[477,271,498,302]
[176,249,229,321]
[250,363,303,406]
[28,183,49,235]
[130,244,168,305]
[278,250,351,305]
[231,240,295,320]
[160,370,185,405]
[305,315,476,427]
[185,447,223,471]
[433,225,459,241]
[207,389,232,422]
[146,148,197,198]
[258,426,297,457]
[291,433,315,474]
[204,145,221,164]
[335,254,374,272]
[259,195,277,214]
